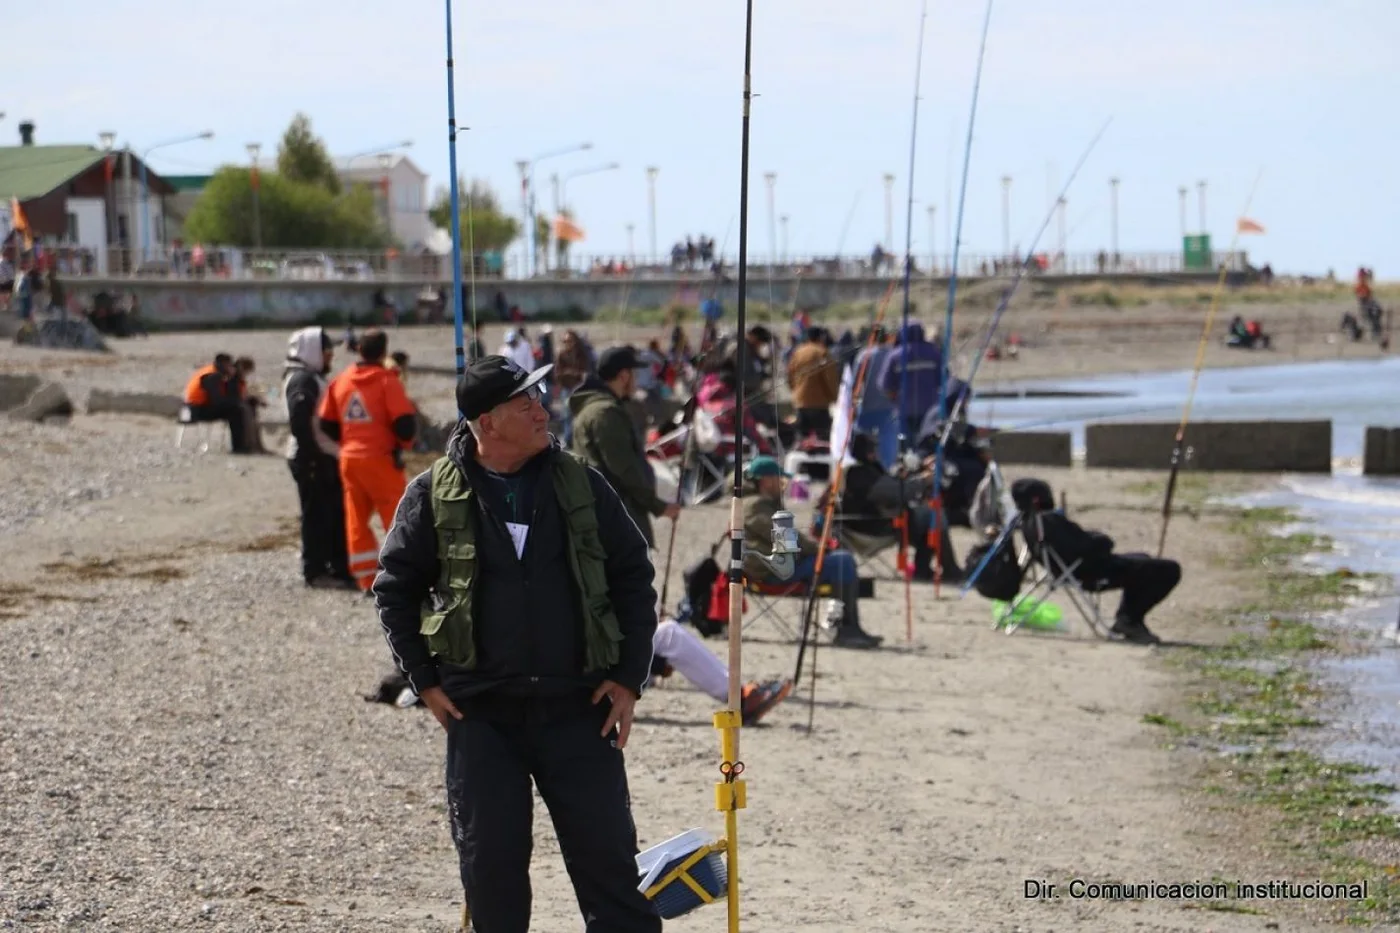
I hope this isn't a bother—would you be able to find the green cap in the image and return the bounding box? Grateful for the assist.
[744,456,791,480]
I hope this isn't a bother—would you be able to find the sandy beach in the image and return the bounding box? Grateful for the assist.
[0,395,1347,931]
[2,289,1391,929]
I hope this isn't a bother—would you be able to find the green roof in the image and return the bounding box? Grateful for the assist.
[0,145,104,201]
[163,174,211,193]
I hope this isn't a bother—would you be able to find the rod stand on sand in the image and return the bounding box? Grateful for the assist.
[718,510,797,931]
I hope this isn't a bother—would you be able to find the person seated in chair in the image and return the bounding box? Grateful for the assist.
[830,433,962,583]
[743,456,882,649]
[182,353,250,453]
[1010,478,1181,645]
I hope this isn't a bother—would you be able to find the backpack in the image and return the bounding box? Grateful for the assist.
[965,537,1023,602]
[682,556,725,637]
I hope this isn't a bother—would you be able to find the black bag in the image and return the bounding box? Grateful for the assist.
[681,555,725,637]
[965,538,1023,602]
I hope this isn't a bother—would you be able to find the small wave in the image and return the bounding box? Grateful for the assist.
[1280,475,1400,512]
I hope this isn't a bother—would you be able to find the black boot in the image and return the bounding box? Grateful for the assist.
[833,623,883,649]
[934,530,965,584]
[1110,614,1161,645]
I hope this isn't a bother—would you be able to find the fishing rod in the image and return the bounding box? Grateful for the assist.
[939,118,1112,434]
[925,0,994,598]
[718,0,756,929]
[792,281,898,696]
[892,0,931,640]
[444,0,467,380]
[1156,168,1265,558]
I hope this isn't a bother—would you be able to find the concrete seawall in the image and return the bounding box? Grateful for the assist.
[1086,420,1333,473]
[59,271,1221,328]
[1364,427,1400,476]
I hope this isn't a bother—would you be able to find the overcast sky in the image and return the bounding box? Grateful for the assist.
[14,0,1394,275]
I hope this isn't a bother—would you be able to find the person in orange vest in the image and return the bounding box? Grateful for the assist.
[317,329,418,591]
[183,353,250,453]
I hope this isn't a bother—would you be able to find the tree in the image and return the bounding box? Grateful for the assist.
[183,167,390,249]
[276,113,341,194]
[428,179,520,253]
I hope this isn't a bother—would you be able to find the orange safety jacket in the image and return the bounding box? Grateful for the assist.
[318,362,417,459]
[184,364,224,406]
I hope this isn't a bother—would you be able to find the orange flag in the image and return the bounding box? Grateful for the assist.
[1236,217,1265,235]
[10,197,32,248]
[553,216,586,243]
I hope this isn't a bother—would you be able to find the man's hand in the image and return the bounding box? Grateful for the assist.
[592,680,638,749]
[662,502,682,521]
[419,686,463,731]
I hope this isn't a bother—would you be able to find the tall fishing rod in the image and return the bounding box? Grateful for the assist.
[1156,168,1264,557]
[444,0,467,379]
[718,1,756,930]
[925,0,994,596]
[890,0,931,640]
[939,118,1112,435]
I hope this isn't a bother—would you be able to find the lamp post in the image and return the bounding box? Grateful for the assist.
[517,142,593,277]
[927,204,936,272]
[378,152,393,239]
[555,162,619,274]
[140,131,213,262]
[1197,179,1207,235]
[1178,185,1188,240]
[247,143,263,249]
[779,214,789,266]
[1109,176,1120,266]
[646,166,659,264]
[99,132,116,273]
[1000,175,1012,259]
[882,172,895,254]
[626,223,635,263]
[763,172,777,269]
[1056,196,1067,270]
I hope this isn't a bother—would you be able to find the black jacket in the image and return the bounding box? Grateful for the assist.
[373,429,658,705]
[284,368,331,466]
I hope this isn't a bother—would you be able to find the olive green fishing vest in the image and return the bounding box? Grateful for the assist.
[420,452,623,672]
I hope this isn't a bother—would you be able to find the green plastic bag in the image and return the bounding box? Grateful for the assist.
[992,598,1065,631]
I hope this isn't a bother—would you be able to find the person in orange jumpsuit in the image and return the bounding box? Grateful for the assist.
[317,329,418,591]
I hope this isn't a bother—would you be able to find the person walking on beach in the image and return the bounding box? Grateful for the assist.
[317,329,417,592]
[372,355,662,933]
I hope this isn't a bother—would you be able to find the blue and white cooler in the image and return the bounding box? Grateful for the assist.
[636,828,728,919]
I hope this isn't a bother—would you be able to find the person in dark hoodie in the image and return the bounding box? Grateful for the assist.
[878,321,945,440]
[372,355,661,933]
[282,327,355,589]
[568,345,681,548]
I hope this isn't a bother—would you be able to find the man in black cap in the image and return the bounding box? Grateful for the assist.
[567,345,680,548]
[372,355,661,933]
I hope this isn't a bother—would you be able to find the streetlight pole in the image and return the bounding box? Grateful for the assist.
[140,130,214,262]
[1197,179,1207,236]
[1178,185,1188,239]
[1109,176,1120,265]
[626,223,635,263]
[99,132,116,274]
[378,152,393,240]
[247,143,263,249]
[1000,175,1012,259]
[517,142,593,277]
[780,214,789,265]
[927,204,936,272]
[557,162,619,274]
[646,166,659,264]
[882,172,895,253]
[763,172,777,268]
[1056,196,1067,270]
[516,160,530,277]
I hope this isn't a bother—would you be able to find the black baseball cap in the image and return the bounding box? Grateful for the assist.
[597,345,646,381]
[456,355,553,420]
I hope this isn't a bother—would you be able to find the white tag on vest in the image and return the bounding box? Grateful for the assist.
[504,521,530,559]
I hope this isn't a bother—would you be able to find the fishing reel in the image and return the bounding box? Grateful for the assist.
[744,510,798,581]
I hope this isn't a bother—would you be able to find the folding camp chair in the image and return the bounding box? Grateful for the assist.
[742,573,876,641]
[998,506,1114,638]
[827,521,902,579]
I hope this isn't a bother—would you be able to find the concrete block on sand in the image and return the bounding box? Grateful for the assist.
[8,382,74,422]
[87,389,185,420]
[0,374,42,411]
[1364,426,1400,476]
[989,430,1073,467]
[1086,420,1333,473]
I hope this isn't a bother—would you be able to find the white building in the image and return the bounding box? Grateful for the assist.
[337,154,432,252]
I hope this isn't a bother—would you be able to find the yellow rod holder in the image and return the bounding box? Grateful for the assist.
[721,493,746,932]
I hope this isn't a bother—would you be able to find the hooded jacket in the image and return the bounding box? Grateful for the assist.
[878,322,945,420]
[373,427,658,703]
[282,327,340,462]
[567,376,667,547]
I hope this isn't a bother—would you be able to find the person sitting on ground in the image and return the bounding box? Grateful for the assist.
[1010,478,1181,645]
[743,456,882,648]
[826,432,962,583]
[182,353,250,453]
[787,327,841,442]
[651,608,791,725]
[232,356,268,454]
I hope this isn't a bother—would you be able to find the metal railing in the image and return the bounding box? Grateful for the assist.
[16,244,1247,283]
